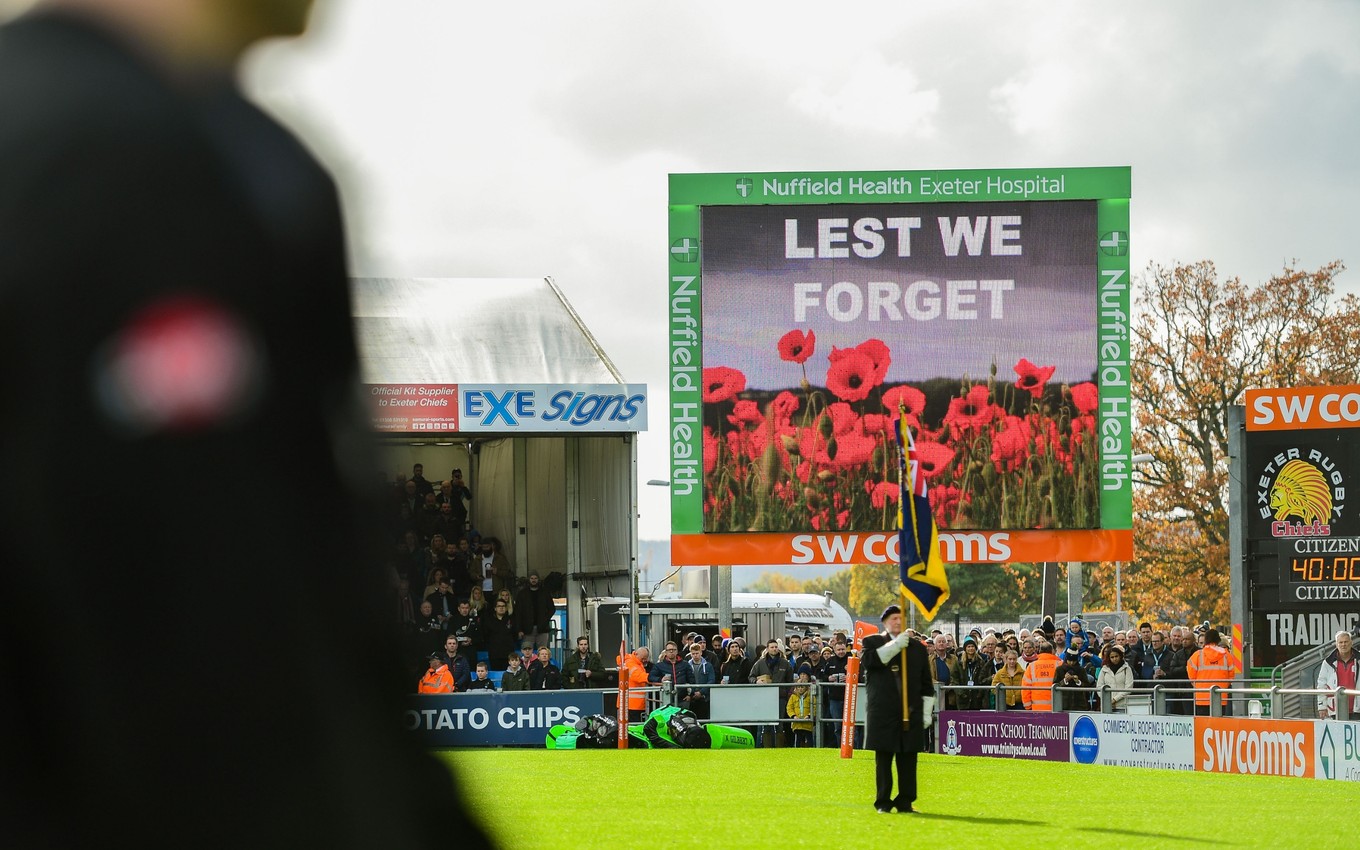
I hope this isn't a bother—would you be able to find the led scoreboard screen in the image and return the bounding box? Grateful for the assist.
[668,168,1132,567]
[1279,539,1360,602]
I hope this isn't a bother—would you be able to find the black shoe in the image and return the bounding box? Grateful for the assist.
[897,804,915,813]
[875,806,892,814]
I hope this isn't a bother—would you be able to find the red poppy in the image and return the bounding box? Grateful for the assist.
[869,481,899,510]
[929,485,963,525]
[830,433,877,469]
[727,399,763,428]
[702,366,746,403]
[825,349,877,403]
[702,426,718,475]
[1013,358,1056,397]
[943,385,994,431]
[912,440,954,479]
[881,384,926,419]
[852,338,891,386]
[1069,381,1098,415]
[990,416,1030,473]
[799,421,876,470]
[772,390,800,424]
[1070,413,1095,447]
[777,329,816,364]
[827,402,862,437]
[836,509,851,529]
[862,413,888,435]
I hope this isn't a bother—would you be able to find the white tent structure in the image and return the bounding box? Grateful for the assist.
[352,277,645,646]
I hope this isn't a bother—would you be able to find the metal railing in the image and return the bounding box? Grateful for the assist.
[935,681,1360,720]
[655,680,855,748]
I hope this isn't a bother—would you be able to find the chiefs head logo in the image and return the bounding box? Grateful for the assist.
[1271,460,1332,525]
[1258,449,1345,538]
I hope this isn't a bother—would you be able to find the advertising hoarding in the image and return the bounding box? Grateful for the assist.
[365,383,648,433]
[1315,720,1360,782]
[368,383,459,432]
[1194,716,1315,779]
[937,710,1070,761]
[669,167,1131,565]
[1067,713,1195,770]
[404,691,604,747]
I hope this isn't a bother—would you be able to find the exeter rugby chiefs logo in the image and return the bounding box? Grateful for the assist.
[1257,448,1345,537]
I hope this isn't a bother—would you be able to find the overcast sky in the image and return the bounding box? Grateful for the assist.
[232,1,1359,540]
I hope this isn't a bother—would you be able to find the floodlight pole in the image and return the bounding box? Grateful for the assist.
[1228,406,1248,680]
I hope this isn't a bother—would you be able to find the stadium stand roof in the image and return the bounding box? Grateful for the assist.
[351,277,625,385]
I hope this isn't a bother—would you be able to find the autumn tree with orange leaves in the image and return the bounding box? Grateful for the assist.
[1084,260,1360,626]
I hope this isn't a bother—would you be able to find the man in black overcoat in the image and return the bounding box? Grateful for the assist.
[860,604,934,813]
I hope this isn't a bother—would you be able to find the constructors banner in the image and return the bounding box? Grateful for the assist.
[405,691,604,747]
[1068,713,1195,769]
[668,167,1131,565]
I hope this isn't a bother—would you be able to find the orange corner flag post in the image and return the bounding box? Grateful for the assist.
[839,620,877,758]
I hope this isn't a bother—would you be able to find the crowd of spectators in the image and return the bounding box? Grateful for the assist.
[381,463,556,683]
[415,614,1261,736]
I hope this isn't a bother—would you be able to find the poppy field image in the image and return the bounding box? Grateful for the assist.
[700,340,1100,533]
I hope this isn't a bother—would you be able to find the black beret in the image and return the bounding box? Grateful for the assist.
[880,604,902,622]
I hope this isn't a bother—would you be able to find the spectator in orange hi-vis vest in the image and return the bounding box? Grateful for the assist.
[418,653,456,694]
[619,646,653,721]
[1021,639,1060,711]
[1187,628,1234,716]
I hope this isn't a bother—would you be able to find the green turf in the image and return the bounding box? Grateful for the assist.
[445,749,1355,849]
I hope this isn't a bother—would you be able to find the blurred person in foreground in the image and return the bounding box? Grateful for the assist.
[0,1,490,847]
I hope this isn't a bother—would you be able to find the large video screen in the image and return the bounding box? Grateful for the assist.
[668,168,1131,565]
[700,201,1098,533]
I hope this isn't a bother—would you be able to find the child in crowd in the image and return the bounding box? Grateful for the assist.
[465,661,496,691]
[786,672,817,747]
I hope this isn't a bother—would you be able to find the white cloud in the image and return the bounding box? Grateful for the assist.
[240,0,1360,539]
[789,53,939,137]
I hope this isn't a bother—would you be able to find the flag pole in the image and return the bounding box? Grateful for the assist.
[901,588,910,729]
[898,408,911,730]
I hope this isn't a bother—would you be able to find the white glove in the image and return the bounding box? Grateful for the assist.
[875,631,913,664]
[921,696,936,717]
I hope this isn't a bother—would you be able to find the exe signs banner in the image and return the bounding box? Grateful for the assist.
[668,167,1133,565]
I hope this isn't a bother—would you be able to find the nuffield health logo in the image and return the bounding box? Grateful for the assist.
[735,177,753,197]
[1099,231,1129,256]
[670,238,699,264]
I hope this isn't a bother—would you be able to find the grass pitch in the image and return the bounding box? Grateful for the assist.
[447,749,1353,849]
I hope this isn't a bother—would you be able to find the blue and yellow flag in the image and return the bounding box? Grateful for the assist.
[895,416,950,620]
